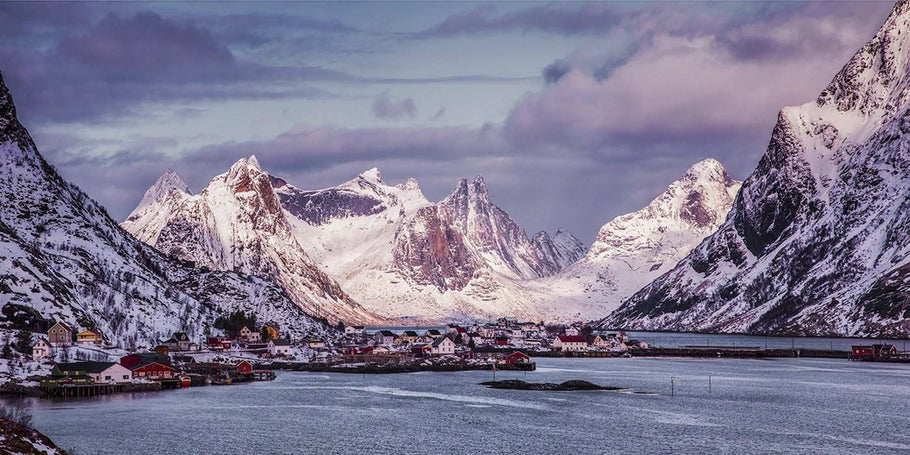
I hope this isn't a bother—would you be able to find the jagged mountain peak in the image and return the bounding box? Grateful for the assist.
[127,168,191,217]
[396,177,421,192]
[817,0,910,117]
[0,72,36,153]
[359,167,382,183]
[588,159,740,261]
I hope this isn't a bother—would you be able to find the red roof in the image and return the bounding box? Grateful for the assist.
[557,335,587,343]
[455,327,467,333]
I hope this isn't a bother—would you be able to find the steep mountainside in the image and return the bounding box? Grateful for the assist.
[525,159,740,320]
[532,229,586,273]
[0,72,330,347]
[123,158,381,324]
[602,1,910,336]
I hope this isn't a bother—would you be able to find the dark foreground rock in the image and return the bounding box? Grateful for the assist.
[0,417,66,454]
[480,379,623,391]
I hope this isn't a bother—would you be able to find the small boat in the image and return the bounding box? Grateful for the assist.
[179,376,192,388]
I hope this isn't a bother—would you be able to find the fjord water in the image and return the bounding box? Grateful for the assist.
[15,357,910,454]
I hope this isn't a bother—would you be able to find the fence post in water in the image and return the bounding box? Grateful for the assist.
[671,377,675,397]
[708,375,712,393]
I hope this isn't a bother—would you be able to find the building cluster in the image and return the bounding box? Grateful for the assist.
[850,343,907,361]
[29,320,297,389]
[337,318,647,358]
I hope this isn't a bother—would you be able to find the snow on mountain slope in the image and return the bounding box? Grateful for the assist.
[532,229,586,272]
[524,159,741,320]
[602,1,910,336]
[123,158,382,324]
[0,71,331,347]
[121,169,192,245]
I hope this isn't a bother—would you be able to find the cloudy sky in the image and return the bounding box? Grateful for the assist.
[0,1,895,242]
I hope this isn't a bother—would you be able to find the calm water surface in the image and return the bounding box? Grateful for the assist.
[10,357,910,454]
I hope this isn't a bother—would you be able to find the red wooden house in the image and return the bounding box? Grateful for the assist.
[505,351,531,365]
[236,360,253,374]
[131,361,176,380]
[851,346,875,359]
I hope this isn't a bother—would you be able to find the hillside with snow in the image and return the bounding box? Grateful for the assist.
[602,1,910,336]
[0,71,331,347]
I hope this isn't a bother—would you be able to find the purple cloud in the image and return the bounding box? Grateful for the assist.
[410,4,627,38]
[372,94,417,120]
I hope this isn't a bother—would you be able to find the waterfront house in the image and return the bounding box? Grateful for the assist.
[423,329,443,341]
[375,330,398,345]
[400,331,420,344]
[495,336,509,346]
[236,360,253,374]
[32,337,52,361]
[505,351,531,365]
[76,329,103,346]
[268,339,293,357]
[874,344,898,358]
[54,361,133,384]
[592,335,611,348]
[345,325,365,337]
[372,346,390,354]
[130,361,176,380]
[120,353,171,369]
[263,324,280,341]
[47,321,73,347]
[431,337,456,355]
[553,335,588,352]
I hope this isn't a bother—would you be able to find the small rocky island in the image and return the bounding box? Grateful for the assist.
[480,379,624,391]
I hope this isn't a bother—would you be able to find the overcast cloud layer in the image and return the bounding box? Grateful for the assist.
[0,1,896,242]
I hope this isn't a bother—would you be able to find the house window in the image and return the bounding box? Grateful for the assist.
[105,376,111,380]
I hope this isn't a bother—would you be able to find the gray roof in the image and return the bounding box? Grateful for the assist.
[55,361,117,374]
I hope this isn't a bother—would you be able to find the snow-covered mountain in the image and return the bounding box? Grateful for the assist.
[525,159,741,320]
[601,1,910,337]
[122,157,381,324]
[0,71,331,347]
[281,170,584,320]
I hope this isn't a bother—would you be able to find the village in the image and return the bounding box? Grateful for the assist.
[5,315,907,399]
[0,316,654,397]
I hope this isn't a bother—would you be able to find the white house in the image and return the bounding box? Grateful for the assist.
[344,325,365,337]
[268,339,293,357]
[32,338,52,361]
[592,335,612,349]
[553,335,588,352]
[239,326,261,343]
[374,330,398,345]
[565,327,580,337]
[88,362,133,384]
[431,337,456,355]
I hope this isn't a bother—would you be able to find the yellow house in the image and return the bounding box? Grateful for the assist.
[263,325,279,341]
[77,329,103,346]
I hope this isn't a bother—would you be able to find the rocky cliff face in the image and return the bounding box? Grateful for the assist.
[0,71,330,346]
[602,1,910,336]
[531,229,586,274]
[123,158,381,324]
